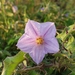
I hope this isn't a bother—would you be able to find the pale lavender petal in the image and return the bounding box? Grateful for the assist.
[16,34,35,53]
[29,20,41,36]
[29,45,46,64]
[25,20,40,38]
[44,38,59,53]
[25,20,56,38]
[41,22,56,38]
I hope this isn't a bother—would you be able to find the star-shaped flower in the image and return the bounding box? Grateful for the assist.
[16,20,59,64]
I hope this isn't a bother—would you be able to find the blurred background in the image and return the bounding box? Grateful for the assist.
[0,0,75,75]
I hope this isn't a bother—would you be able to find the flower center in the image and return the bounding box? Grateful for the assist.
[36,37,44,45]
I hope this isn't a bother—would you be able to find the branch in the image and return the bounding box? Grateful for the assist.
[17,63,53,73]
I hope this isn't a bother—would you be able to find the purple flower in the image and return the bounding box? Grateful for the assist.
[12,5,18,13]
[16,20,59,64]
[40,7,45,12]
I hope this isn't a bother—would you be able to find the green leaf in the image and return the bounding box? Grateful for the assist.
[57,29,67,41]
[28,70,40,75]
[69,72,75,75]
[57,24,75,42]
[65,36,75,52]
[0,62,2,68]
[1,51,25,75]
[47,67,54,74]
[6,12,13,17]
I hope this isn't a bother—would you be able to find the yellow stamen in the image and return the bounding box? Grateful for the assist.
[36,37,44,45]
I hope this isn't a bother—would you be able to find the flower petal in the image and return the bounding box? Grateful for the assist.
[25,20,40,38]
[16,34,35,53]
[41,22,56,38]
[29,45,46,64]
[25,20,56,38]
[44,38,59,53]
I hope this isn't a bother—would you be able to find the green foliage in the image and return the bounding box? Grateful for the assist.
[1,51,25,75]
[0,0,75,75]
